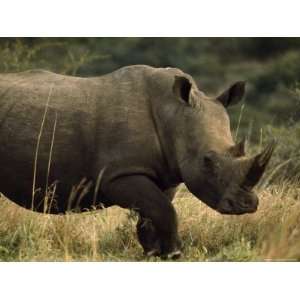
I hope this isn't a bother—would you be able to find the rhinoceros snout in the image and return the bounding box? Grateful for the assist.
[217,193,259,215]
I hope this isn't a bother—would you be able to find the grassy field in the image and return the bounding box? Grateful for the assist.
[0,183,299,262]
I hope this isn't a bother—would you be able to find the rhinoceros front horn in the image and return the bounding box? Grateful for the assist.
[243,140,277,188]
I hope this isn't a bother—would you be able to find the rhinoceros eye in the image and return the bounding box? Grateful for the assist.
[204,155,214,169]
[204,152,219,176]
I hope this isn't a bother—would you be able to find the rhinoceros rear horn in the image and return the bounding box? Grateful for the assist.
[230,138,246,156]
[243,140,277,188]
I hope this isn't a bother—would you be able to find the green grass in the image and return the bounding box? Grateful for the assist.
[0,183,299,262]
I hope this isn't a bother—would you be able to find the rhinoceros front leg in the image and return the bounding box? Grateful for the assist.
[136,216,161,256]
[136,187,180,257]
[164,187,178,202]
[102,175,181,259]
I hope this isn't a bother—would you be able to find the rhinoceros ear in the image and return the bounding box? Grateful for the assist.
[217,81,246,107]
[173,76,192,104]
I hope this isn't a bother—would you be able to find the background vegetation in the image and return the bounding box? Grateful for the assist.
[0,37,299,261]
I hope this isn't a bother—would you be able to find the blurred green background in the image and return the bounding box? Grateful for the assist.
[0,37,300,180]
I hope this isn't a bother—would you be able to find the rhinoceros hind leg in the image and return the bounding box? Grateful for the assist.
[102,175,181,258]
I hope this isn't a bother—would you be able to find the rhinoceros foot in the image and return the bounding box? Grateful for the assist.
[137,216,182,259]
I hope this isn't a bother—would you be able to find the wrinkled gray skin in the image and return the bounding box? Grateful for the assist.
[0,65,275,258]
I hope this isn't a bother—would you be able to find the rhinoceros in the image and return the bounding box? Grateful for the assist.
[0,65,275,258]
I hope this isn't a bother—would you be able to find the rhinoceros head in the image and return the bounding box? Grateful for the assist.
[171,75,275,215]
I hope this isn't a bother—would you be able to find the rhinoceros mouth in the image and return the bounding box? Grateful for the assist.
[216,197,258,215]
[218,206,257,215]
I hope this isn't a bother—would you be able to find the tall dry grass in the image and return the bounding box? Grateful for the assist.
[0,182,299,261]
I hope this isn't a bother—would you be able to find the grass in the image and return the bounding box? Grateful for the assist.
[0,183,299,262]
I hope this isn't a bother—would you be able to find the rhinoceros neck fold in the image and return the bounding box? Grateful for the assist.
[148,101,182,185]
